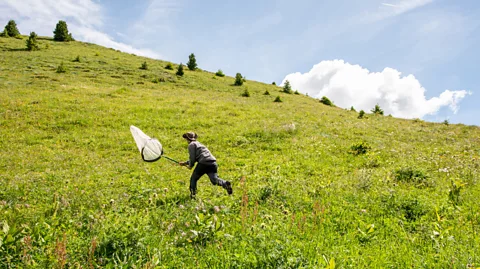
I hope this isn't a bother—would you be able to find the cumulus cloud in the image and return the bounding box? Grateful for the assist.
[0,0,159,58]
[282,60,470,119]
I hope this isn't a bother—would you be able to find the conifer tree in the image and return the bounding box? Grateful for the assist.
[4,20,20,37]
[26,32,39,51]
[187,53,197,71]
[283,80,293,94]
[234,73,243,86]
[53,20,74,41]
[176,63,184,76]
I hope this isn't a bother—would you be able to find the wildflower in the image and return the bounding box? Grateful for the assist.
[179,205,185,209]
[213,206,220,213]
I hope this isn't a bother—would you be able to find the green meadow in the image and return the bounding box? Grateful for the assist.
[1,35,479,268]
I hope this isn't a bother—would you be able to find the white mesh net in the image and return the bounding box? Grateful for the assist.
[130,125,163,162]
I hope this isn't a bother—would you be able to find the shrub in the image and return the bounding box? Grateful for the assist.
[4,20,20,37]
[140,61,148,70]
[234,73,243,86]
[320,96,333,106]
[283,80,292,94]
[399,198,427,222]
[358,110,366,119]
[187,53,197,70]
[349,141,371,155]
[371,104,384,115]
[56,62,67,73]
[176,63,184,76]
[53,20,74,41]
[350,106,356,112]
[215,69,225,77]
[73,55,81,62]
[394,168,429,186]
[294,90,300,95]
[26,32,39,51]
[165,63,174,70]
[241,89,250,97]
[152,77,166,83]
[274,96,282,102]
[264,90,270,95]
[443,119,449,125]
[272,82,276,85]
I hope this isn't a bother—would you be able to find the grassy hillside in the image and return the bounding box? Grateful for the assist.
[1,36,479,268]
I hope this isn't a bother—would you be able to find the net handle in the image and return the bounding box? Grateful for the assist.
[140,146,179,164]
[162,155,179,164]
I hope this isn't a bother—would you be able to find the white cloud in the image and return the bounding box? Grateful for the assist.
[130,0,182,39]
[367,0,435,22]
[283,60,470,119]
[73,27,161,58]
[0,0,158,58]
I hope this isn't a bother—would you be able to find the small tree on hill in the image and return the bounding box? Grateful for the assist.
[176,63,184,76]
[274,96,282,102]
[187,53,197,71]
[1,26,10,37]
[4,20,20,37]
[358,110,366,119]
[56,62,67,73]
[215,69,225,77]
[140,61,148,70]
[26,32,39,51]
[54,20,74,41]
[234,73,243,86]
[165,63,174,70]
[371,104,384,115]
[320,96,333,106]
[283,80,292,94]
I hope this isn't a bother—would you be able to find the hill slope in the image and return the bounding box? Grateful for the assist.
[1,36,480,268]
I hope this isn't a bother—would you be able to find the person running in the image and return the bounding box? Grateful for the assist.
[179,132,233,199]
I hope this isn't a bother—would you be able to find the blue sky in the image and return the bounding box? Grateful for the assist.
[1,0,479,125]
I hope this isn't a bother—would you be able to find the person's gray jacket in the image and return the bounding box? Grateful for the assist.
[186,141,216,168]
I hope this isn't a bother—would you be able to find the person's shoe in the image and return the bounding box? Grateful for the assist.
[190,189,196,199]
[224,181,233,195]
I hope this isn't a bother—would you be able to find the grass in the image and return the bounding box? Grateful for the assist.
[1,35,480,268]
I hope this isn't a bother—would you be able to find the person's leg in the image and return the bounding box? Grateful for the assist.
[190,164,207,198]
[205,163,232,195]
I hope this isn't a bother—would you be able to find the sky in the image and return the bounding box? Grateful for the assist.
[1,0,479,125]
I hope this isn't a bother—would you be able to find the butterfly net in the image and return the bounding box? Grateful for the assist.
[130,125,163,162]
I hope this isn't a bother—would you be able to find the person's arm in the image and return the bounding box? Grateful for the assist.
[187,142,197,169]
